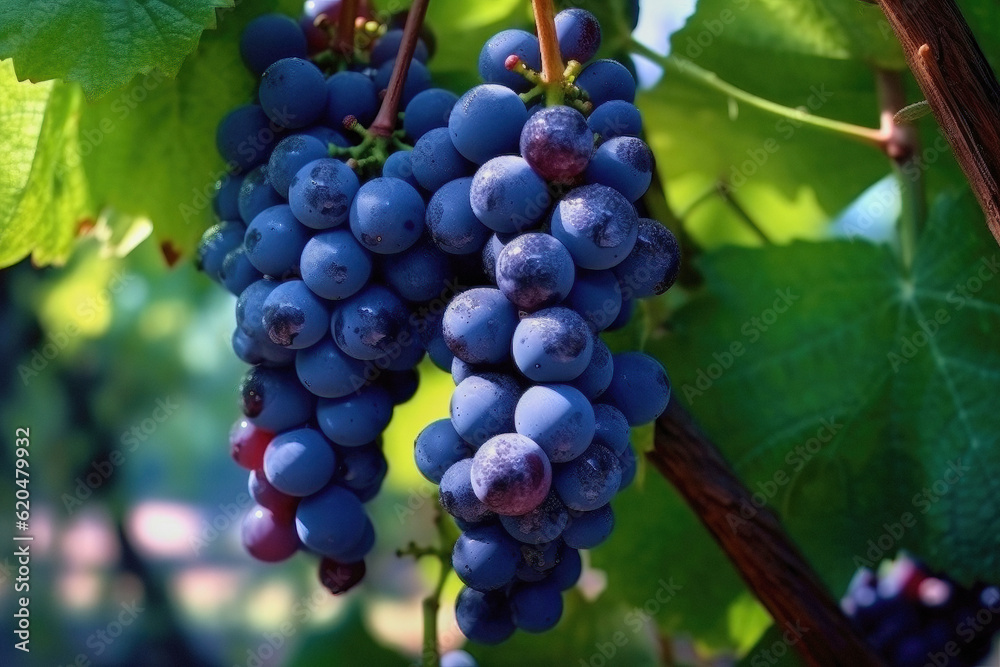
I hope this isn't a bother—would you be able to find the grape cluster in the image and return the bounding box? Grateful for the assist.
[842,554,1000,666]
[410,10,680,644]
[199,9,474,594]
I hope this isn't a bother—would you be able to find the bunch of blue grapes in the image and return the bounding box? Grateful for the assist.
[410,8,680,644]
[198,8,477,594]
[842,554,1000,666]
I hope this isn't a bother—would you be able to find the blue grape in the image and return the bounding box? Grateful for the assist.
[514,384,595,463]
[381,151,421,190]
[197,220,246,280]
[221,246,263,296]
[547,546,582,590]
[588,100,642,140]
[268,135,330,198]
[213,175,243,221]
[374,58,432,107]
[617,445,637,490]
[299,124,351,150]
[592,404,631,456]
[576,59,637,107]
[512,307,594,382]
[411,127,475,193]
[380,238,453,303]
[440,459,495,523]
[555,9,601,64]
[236,277,280,339]
[404,88,459,142]
[295,337,368,398]
[471,433,552,516]
[300,228,372,301]
[496,233,575,312]
[552,443,621,511]
[442,288,518,365]
[289,158,361,230]
[607,296,634,330]
[240,14,308,76]
[455,587,515,645]
[571,336,614,399]
[441,650,478,667]
[603,352,671,425]
[426,177,491,255]
[380,368,419,405]
[452,523,521,591]
[451,357,475,385]
[232,327,297,367]
[325,71,379,128]
[335,519,375,562]
[551,184,638,270]
[510,581,563,632]
[349,177,426,254]
[370,29,430,68]
[262,279,329,349]
[415,419,474,484]
[615,218,681,298]
[216,105,280,171]
[628,0,641,30]
[242,505,300,562]
[238,165,284,225]
[519,105,594,182]
[481,233,508,282]
[259,58,328,129]
[478,29,541,93]
[335,443,388,500]
[331,284,412,360]
[450,374,521,447]
[499,492,569,544]
[516,540,562,578]
[245,205,311,278]
[562,504,614,549]
[566,269,622,331]
[418,310,454,371]
[316,385,393,446]
[239,366,316,432]
[263,427,337,496]
[449,85,528,164]
[470,156,551,233]
[295,484,372,559]
[585,136,653,202]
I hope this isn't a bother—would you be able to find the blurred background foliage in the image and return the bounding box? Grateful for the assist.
[2,0,1000,665]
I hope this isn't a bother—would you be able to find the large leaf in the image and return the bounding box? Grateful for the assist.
[0,0,233,99]
[652,189,1000,590]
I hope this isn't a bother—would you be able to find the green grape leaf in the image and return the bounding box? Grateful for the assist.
[0,61,92,268]
[650,190,1000,591]
[0,0,234,99]
[426,0,524,93]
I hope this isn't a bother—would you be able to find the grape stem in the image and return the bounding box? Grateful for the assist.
[531,0,566,106]
[335,0,359,60]
[368,0,430,137]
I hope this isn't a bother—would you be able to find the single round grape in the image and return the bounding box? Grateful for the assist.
[212,175,243,224]
[381,238,453,303]
[592,404,631,456]
[615,218,682,299]
[607,296,634,330]
[499,491,569,544]
[298,124,351,150]
[551,184,639,270]
[349,177,426,254]
[289,158,361,229]
[319,556,367,594]
[221,246,263,296]
[552,443,621,511]
[380,368,420,406]
[576,59,637,107]
[426,177,490,255]
[566,269,623,332]
[295,337,368,398]
[216,105,280,171]
[381,151,421,190]
[240,14,308,76]
[242,506,299,562]
[373,58,432,107]
[618,444,637,491]
[452,523,521,591]
[316,384,393,446]
[470,156,551,233]
[440,650,478,667]
[555,8,602,64]
[197,220,246,281]
[335,443,387,500]
[415,419,474,484]
[370,29,430,68]
[300,228,372,301]
[263,427,337,497]
[232,327,298,367]
[510,581,564,632]
[603,352,671,425]
[450,374,521,447]
[455,587,515,645]
[331,284,412,361]
[262,279,329,349]
[259,58,327,129]
[516,540,562,578]
[336,520,375,563]
[404,88,459,142]
[325,71,379,128]
[471,433,552,516]
[571,335,614,400]
[249,469,300,522]
[239,367,316,432]
[588,100,643,140]
[585,136,653,202]
[442,288,518,365]
[418,310,454,371]
[449,84,528,164]
[229,418,273,471]
[410,127,475,193]
[245,205,311,278]
[520,105,594,182]
[547,546,582,590]
[295,484,372,559]
[238,164,284,225]
[563,504,614,549]
[515,384,595,463]
[236,277,280,341]
[512,307,594,382]
[496,233,575,312]
[268,135,330,198]
[477,29,541,93]
[440,458,494,524]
